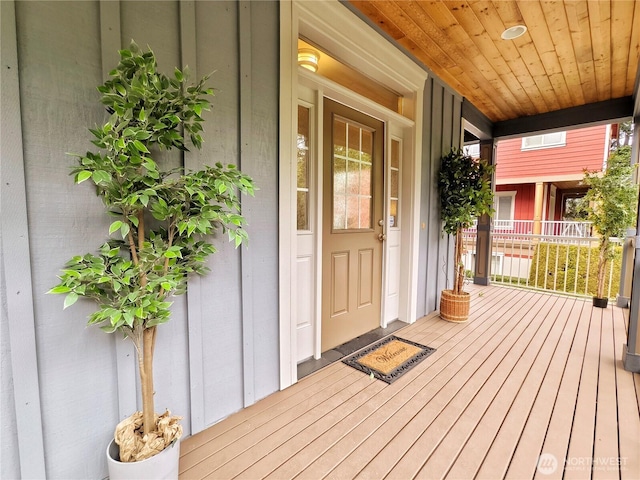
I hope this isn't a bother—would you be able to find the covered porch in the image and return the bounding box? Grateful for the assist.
[179,285,639,479]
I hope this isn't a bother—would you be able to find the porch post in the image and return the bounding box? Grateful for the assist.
[533,182,545,235]
[616,227,635,308]
[622,120,640,373]
[474,139,495,286]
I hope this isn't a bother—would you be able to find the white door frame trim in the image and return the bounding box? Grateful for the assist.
[279,0,428,389]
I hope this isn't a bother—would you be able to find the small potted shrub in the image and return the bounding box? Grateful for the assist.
[582,145,637,308]
[437,148,494,322]
[48,43,255,478]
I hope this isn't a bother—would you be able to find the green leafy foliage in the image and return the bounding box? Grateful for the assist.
[438,148,495,236]
[582,146,637,242]
[438,148,495,293]
[581,146,637,297]
[49,42,256,336]
[528,242,622,298]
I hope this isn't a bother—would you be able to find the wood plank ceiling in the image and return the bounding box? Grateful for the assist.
[349,0,640,123]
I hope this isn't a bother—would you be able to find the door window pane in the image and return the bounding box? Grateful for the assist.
[390,170,399,198]
[332,116,374,230]
[297,191,308,230]
[297,106,311,230]
[359,197,371,227]
[360,162,371,196]
[348,125,360,159]
[333,195,346,230]
[347,160,360,195]
[389,139,401,228]
[362,130,373,161]
[334,158,346,194]
[347,196,360,229]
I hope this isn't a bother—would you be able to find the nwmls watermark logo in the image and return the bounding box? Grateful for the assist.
[536,453,628,475]
[537,453,559,475]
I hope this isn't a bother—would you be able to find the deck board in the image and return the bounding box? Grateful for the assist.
[451,296,580,480]
[180,363,351,458]
[531,296,596,480]
[592,308,622,480]
[182,369,364,474]
[491,299,584,479]
[300,289,535,479]
[180,286,640,480]
[614,306,640,480]
[265,287,526,479]
[384,295,566,480]
[360,290,556,476]
[564,305,602,480]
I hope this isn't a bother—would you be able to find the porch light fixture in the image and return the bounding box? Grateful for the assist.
[501,25,527,40]
[298,48,320,72]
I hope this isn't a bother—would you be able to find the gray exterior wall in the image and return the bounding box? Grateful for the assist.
[2,0,468,477]
[1,1,279,478]
[417,77,463,317]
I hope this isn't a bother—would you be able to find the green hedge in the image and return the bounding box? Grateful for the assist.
[528,242,622,298]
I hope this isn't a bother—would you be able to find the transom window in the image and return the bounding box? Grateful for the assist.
[521,132,566,150]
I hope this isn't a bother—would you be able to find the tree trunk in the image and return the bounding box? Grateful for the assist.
[139,327,156,436]
[596,240,608,299]
[131,210,156,435]
[453,227,465,295]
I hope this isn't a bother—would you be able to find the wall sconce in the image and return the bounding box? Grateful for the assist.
[298,48,320,73]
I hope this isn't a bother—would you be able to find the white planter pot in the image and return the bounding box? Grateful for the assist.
[106,439,180,480]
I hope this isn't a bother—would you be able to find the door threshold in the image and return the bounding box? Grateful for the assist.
[297,320,408,380]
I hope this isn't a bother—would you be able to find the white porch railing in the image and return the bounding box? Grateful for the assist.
[462,222,623,299]
[465,219,592,237]
[541,220,592,237]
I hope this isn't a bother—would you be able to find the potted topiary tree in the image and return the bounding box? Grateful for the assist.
[437,148,494,322]
[582,145,637,308]
[48,42,255,478]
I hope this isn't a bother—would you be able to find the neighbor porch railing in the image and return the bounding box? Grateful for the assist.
[462,222,623,299]
[468,219,593,237]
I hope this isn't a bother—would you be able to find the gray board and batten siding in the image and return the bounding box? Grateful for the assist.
[417,77,463,318]
[2,0,466,478]
[1,1,279,478]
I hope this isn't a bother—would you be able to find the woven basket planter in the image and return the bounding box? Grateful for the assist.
[439,289,470,323]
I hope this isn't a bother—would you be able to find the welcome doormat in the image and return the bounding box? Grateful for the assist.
[342,335,436,384]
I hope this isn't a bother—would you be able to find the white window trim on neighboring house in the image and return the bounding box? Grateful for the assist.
[279,0,428,389]
[494,191,517,229]
[521,131,566,151]
[463,143,480,158]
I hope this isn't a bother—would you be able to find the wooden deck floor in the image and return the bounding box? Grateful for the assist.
[180,285,640,480]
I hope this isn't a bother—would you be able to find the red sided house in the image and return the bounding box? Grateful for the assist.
[463,124,618,282]
[493,124,613,235]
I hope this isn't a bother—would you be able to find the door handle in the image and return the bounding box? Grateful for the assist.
[378,233,386,241]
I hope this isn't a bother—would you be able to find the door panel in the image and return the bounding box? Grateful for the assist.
[322,98,384,351]
[331,251,349,316]
[358,249,374,307]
